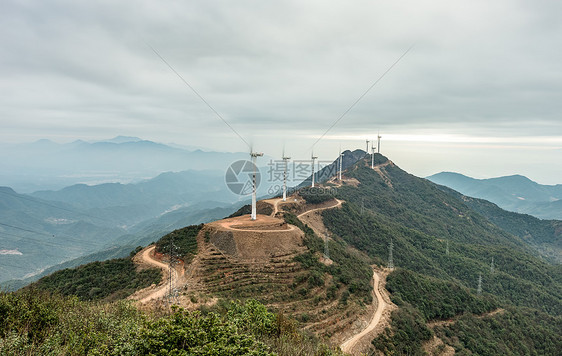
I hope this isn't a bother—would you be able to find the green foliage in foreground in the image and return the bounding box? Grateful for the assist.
[435,307,562,355]
[0,289,144,355]
[372,304,433,356]
[0,290,344,355]
[155,224,202,263]
[386,269,498,321]
[30,255,161,301]
[137,301,275,356]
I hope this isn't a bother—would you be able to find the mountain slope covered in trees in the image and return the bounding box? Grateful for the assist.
[322,154,561,354]
[2,153,561,355]
[427,171,562,220]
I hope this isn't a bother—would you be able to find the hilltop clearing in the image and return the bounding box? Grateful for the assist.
[126,194,375,346]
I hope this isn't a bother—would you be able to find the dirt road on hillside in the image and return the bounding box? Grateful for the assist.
[340,270,388,355]
[262,197,291,216]
[297,199,343,218]
[136,245,179,304]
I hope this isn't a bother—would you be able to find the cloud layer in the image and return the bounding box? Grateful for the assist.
[1,0,561,182]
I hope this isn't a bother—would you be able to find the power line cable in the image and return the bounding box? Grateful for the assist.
[0,222,54,237]
[0,232,78,259]
[0,189,105,222]
[310,43,415,150]
[146,43,251,150]
[0,222,103,248]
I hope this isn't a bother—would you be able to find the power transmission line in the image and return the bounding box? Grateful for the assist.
[146,43,251,150]
[387,238,394,270]
[0,231,87,260]
[0,189,104,222]
[167,239,180,305]
[477,273,482,295]
[310,44,415,150]
[324,232,330,261]
[0,222,102,248]
[0,222,53,237]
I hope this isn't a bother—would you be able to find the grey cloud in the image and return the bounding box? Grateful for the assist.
[1,0,561,181]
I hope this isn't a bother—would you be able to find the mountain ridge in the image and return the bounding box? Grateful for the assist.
[3,152,561,355]
[428,171,562,220]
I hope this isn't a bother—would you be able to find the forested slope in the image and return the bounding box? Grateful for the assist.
[322,154,561,354]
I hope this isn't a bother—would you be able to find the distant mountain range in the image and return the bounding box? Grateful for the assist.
[0,136,262,192]
[427,172,562,220]
[0,136,314,284]
[20,153,561,355]
[0,167,258,283]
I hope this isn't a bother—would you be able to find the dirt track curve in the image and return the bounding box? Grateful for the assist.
[297,199,343,218]
[136,245,179,304]
[340,270,387,354]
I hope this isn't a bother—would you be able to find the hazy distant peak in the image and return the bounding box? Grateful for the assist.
[69,139,88,146]
[31,139,57,147]
[428,171,468,178]
[488,174,535,184]
[0,186,18,194]
[99,136,143,144]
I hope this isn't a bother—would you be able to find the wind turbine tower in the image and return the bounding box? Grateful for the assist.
[377,133,382,153]
[282,154,290,202]
[311,153,318,187]
[250,151,263,220]
[366,139,370,154]
[371,145,376,169]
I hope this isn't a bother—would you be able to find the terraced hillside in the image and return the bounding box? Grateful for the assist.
[171,201,373,342]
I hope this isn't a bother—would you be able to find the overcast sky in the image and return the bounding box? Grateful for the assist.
[1,1,561,184]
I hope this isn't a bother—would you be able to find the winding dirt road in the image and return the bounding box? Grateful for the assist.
[340,270,387,354]
[297,198,343,218]
[136,245,179,304]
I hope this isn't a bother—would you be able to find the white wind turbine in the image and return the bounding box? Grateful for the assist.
[365,139,370,155]
[371,144,376,169]
[377,133,382,153]
[282,153,291,202]
[311,152,318,187]
[250,151,263,220]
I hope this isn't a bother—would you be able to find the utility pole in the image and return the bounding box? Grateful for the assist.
[490,257,495,273]
[361,197,365,215]
[477,273,482,295]
[324,232,330,261]
[168,239,179,305]
[446,240,449,256]
[388,239,394,270]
